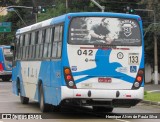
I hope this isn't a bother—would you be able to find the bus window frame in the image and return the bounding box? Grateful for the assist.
[51,24,64,59]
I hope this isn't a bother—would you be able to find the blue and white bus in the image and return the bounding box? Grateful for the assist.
[0,45,12,81]
[12,12,144,112]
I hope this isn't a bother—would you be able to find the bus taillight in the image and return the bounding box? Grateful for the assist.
[63,67,77,89]
[136,76,142,82]
[132,68,144,89]
[138,70,144,75]
[64,68,71,75]
[0,63,4,71]
[66,75,72,80]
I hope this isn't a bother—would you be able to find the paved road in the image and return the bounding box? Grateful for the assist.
[0,81,160,122]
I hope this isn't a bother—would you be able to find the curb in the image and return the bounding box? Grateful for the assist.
[141,100,160,106]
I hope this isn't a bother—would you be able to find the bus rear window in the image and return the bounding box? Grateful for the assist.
[68,17,141,46]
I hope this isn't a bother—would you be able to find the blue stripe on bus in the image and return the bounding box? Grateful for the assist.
[72,49,135,84]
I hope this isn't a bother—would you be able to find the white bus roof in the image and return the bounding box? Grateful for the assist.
[16,14,66,35]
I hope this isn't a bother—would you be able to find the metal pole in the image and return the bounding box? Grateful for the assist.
[14,10,27,26]
[7,8,27,26]
[66,0,68,9]
[35,13,38,23]
[153,9,158,84]
[7,6,36,24]
[90,0,105,12]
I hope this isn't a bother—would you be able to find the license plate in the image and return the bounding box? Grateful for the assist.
[98,78,112,83]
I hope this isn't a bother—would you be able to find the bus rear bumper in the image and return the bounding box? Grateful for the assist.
[0,71,12,76]
[61,86,143,107]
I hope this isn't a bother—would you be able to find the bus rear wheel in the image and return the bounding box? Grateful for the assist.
[18,80,29,104]
[39,84,51,112]
[93,106,113,112]
[20,95,29,104]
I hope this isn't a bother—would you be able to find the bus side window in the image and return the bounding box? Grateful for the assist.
[52,43,57,58]
[52,25,63,58]
[51,27,55,58]
[25,33,31,59]
[38,30,43,59]
[40,29,45,59]
[19,35,24,59]
[35,31,40,59]
[22,35,26,59]
[43,28,50,58]
[47,28,52,58]
[15,35,20,60]
[57,25,63,58]
[24,34,27,59]
[28,32,36,59]
[52,26,58,58]
[31,32,36,59]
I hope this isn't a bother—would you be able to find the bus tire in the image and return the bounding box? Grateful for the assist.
[20,95,29,104]
[39,84,51,112]
[52,105,61,112]
[93,106,113,112]
[18,79,29,104]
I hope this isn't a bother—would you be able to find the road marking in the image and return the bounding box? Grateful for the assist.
[115,119,130,122]
[147,90,160,93]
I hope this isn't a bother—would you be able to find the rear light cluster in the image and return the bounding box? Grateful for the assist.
[132,69,144,89]
[63,67,76,89]
[0,63,4,71]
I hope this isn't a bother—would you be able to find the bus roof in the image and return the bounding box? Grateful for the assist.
[16,12,141,34]
[16,14,66,34]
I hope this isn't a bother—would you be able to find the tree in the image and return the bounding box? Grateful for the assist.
[0,0,15,6]
[0,0,34,45]
[140,0,160,71]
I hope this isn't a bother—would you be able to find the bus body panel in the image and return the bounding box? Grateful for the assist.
[12,60,62,105]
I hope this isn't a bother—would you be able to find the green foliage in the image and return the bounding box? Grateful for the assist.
[142,0,160,68]
[0,8,23,45]
[144,92,160,102]
[144,91,147,95]
[0,0,34,45]
[0,14,15,45]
